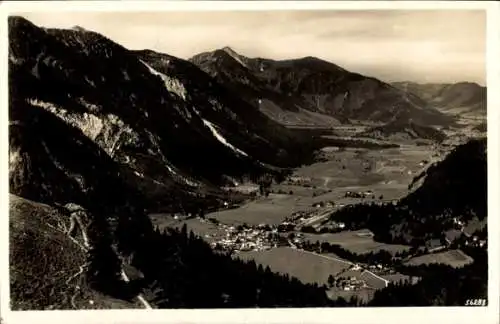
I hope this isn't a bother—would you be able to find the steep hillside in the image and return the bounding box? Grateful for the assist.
[9,17,303,190]
[9,194,142,310]
[134,49,318,169]
[401,138,486,219]
[8,95,166,304]
[191,48,453,126]
[392,81,486,116]
[330,138,486,244]
[9,97,145,214]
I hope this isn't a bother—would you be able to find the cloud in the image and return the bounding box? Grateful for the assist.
[17,10,486,85]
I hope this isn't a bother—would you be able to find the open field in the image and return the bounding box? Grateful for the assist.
[236,247,400,303]
[235,247,352,285]
[303,230,411,255]
[207,143,440,227]
[206,194,316,225]
[405,249,474,268]
[289,145,435,194]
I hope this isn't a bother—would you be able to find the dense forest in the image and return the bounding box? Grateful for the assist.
[90,223,365,308]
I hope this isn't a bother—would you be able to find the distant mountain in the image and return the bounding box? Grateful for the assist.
[358,119,447,143]
[190,47,453,126]
[392,81,486,116]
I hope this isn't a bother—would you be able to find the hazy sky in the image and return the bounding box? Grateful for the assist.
[18,10,486,85]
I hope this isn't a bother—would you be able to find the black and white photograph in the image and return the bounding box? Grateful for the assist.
[1,1,499,324]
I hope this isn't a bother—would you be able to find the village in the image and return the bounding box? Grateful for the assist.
[209,222,280,252]
[206,218,399,293]
[207,202,349,254]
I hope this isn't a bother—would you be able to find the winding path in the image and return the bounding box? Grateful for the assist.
[57,212,154,309]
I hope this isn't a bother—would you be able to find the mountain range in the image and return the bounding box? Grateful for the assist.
[9,17,318,209]
[391,81,486,116]
[8,16,488,310]
[190,47,455,127]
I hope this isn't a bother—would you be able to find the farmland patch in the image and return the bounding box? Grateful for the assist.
[405,249,474,268]
[303,230,411,255]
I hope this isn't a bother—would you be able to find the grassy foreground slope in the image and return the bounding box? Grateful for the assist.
[9,194,141,310]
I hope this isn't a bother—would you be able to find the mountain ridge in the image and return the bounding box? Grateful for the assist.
[9,16,311,193]
[391,81,486,116]
[190,47,454,127]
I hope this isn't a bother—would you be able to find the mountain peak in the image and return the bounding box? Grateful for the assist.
[213,46,248,67]
[8,16,38,31]
[301,55,320,61]
[71,25,88,32]
[221,46,239,55]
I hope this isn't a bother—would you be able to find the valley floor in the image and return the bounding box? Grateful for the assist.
[150,140,463,303]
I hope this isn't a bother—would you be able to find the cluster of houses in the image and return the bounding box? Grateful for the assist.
[426,217,487,252]
[281,206,346,232]
[330,264,391,291]
[286,176,313,187]
[465,236,487,248]
[283,210,315,224]
[344,190,374,199]
[210,224,281,253]
[333,276,368,291]
[287,233,306,248]
[312,200,335,208]
[453,218,487,248]
[320,222,346,231]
